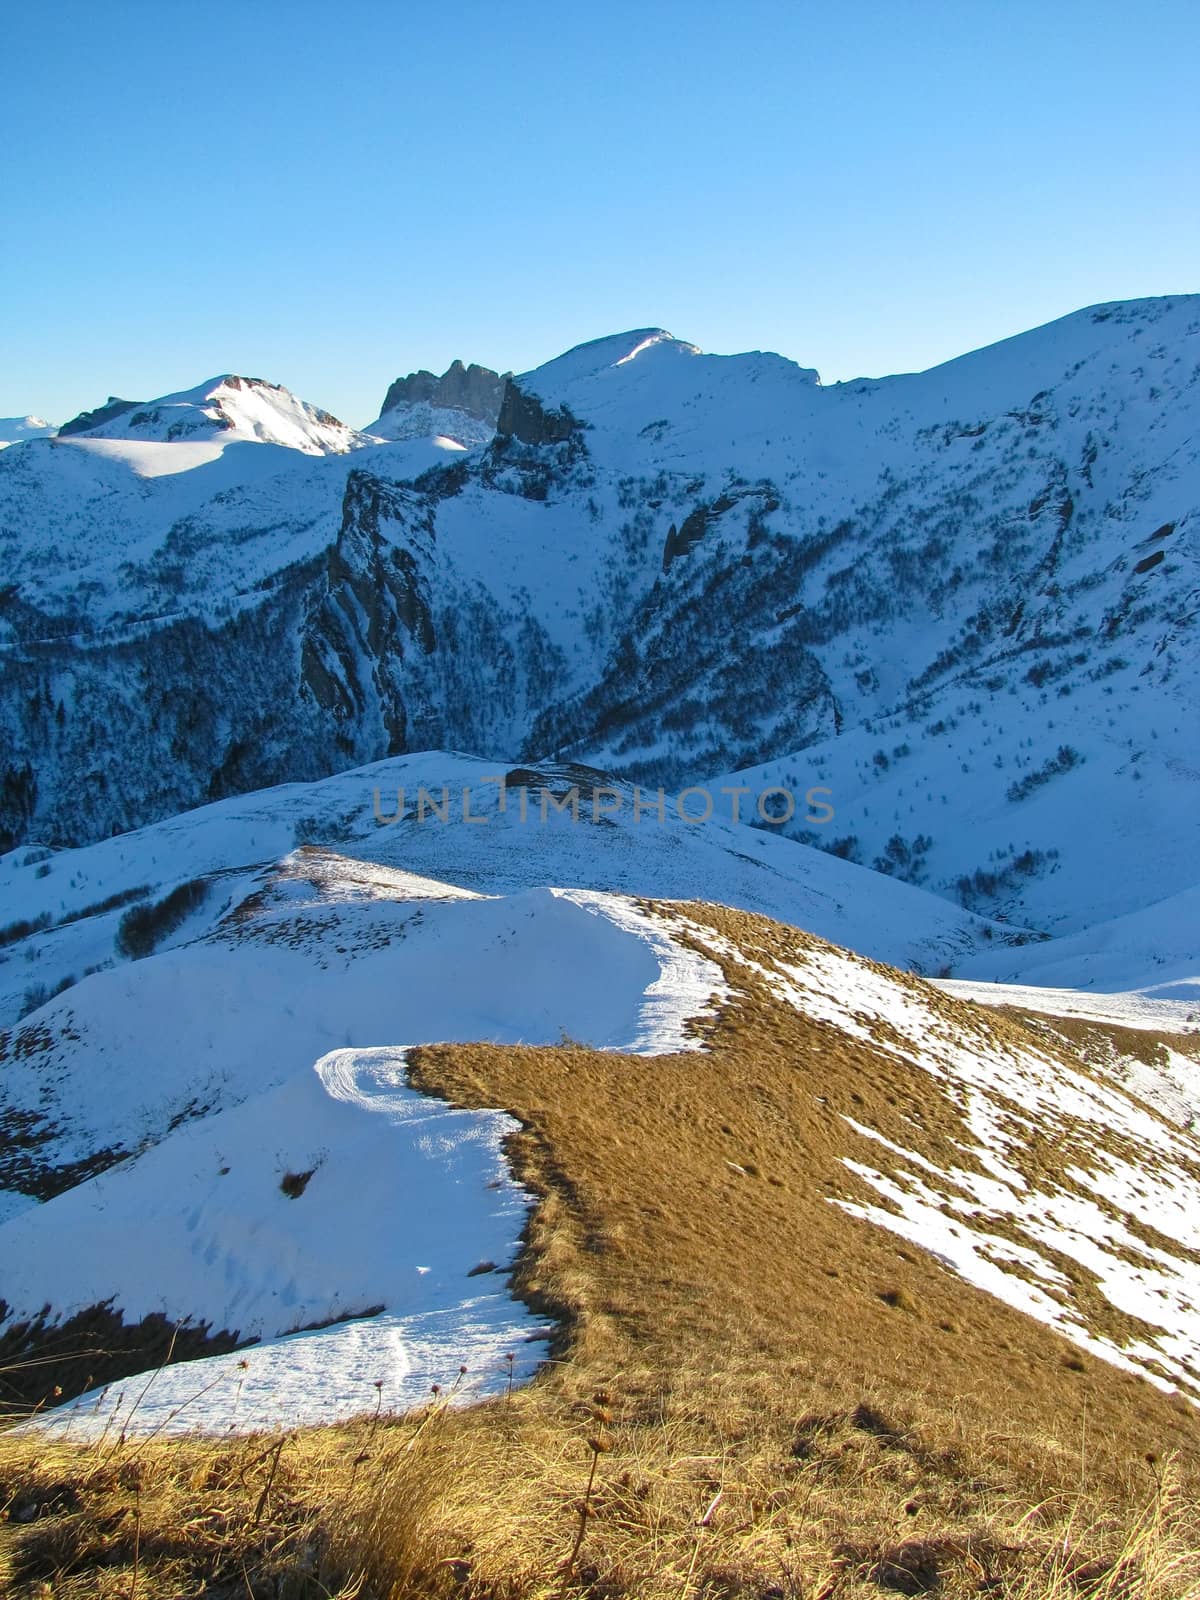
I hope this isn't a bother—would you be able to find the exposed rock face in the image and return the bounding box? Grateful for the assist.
[661,486,781,573]
[300,468,438,754]
[495,378,582,446]
[379,360,506,427]
[57,397,142,438]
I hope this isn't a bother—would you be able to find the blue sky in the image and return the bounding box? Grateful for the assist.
[3,0,1197,427]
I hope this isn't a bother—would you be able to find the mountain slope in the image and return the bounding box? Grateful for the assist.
[6,887,1200,1600]
[3,827,1197,1443]
[2,298,1197,947]
[60,373,370,455]
[0,749,1010,1042]
[0,867,724,1427]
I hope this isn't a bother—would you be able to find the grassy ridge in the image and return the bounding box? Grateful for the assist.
[2,901,1198,1596]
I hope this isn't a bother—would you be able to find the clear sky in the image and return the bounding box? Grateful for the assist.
[3,0,1197,428]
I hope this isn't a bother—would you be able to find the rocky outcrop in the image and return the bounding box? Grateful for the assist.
[379,360,506,427]
[57,397,142,438]
[300,470,437,750]
[495,379,582,446]
[661,486,781,573]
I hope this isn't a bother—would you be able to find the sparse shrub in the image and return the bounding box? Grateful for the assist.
[826,835,863,863]
[878,1285,920,1312]
[1006,745,1084,803]
[954,848,1057,910]
[0,886,150,953]
[0,912,52,948]
[18,982,49,1018]
[61,883,151,928]
[292,814,329,846]
[17,972,77,1018]
[873,833,933,884]
[115,878,208,959]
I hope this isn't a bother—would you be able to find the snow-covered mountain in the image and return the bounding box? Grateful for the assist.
[2,297,1197,949]
[56,374,371,456]
[5,303,1199,1459]
[0,414,54,449]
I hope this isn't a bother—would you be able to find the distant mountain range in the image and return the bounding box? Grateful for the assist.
[0,414,53,448]
[1,298,1197,945]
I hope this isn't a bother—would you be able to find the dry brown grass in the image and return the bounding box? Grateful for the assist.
[3,899,1199,1597]
[4,1371,1198,1597]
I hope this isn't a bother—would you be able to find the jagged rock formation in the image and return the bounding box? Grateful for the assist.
[368,360,506,447]
[495,378,582,446]
[378,359,505,425]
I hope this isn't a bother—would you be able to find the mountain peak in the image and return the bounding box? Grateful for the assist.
[57,375,365,456]
[0,414,55,448]
[524,328,701,390]
[368,359,506,447]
